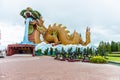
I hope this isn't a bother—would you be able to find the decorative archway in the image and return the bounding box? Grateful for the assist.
[7,44,35,56]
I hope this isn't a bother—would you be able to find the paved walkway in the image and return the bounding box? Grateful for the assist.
[0,55,120,80]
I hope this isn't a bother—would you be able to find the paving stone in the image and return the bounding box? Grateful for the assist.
[0,55,120,80]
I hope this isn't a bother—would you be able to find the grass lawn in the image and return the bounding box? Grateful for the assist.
[107,53,120,62]
[107,56,120,62]
[107,54,120,57]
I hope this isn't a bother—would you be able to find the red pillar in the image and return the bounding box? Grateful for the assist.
[32,47,35,57]
[7,47,12,56]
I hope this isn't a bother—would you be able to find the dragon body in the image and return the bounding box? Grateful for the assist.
[42,23,90,46]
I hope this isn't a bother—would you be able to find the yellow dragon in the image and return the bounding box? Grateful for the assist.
[20,7,91,46]
[42,23,90,46]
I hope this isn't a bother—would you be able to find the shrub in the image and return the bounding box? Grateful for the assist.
[51,55,55,57]
[44,48,49,55]
[90,56,107,63]
[36,49,42,56]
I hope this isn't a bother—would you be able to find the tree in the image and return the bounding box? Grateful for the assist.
[111,41,117,52]
[98,41,106,56]
[118,42,120,51]
[106,42,111,54]
[89,47,93,56]
[44,48,49,55]
[67,47,72,54]
[50,47,53,55]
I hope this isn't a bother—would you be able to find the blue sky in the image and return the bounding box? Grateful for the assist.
[0,0,120,46]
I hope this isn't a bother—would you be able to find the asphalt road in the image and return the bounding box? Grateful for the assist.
[0,54,120,80]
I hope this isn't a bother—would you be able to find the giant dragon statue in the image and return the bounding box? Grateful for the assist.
[20,7,90,46]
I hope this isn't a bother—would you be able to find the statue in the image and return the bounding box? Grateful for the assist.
[20,7,91,46]
[20,7,46,44]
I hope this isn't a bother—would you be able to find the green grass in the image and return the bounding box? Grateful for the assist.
[107,54,120,57]
[106,52,120,62]
[107,56,120,62]
[112,52,120,54]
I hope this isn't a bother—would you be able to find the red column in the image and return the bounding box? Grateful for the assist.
[32,47,35,57]
[7,47,12,56]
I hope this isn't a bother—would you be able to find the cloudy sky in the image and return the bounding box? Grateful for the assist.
[0,0,120,47]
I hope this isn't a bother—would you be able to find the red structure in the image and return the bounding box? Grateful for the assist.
[7,44,35,56]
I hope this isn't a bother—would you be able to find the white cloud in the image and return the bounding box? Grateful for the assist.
[92,25,120,44]
[0,0,120,47]
[0,22,24,46]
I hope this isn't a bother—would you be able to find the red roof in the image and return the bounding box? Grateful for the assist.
[7,44,35,48]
